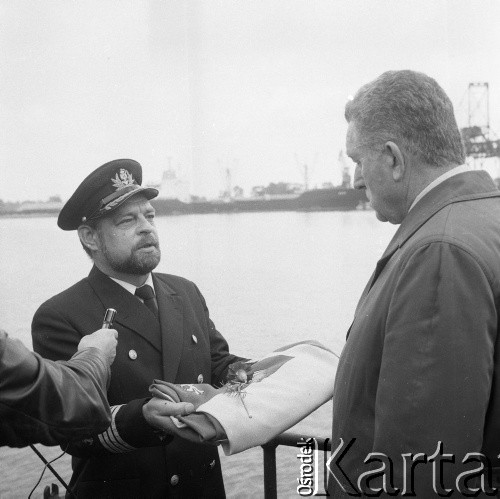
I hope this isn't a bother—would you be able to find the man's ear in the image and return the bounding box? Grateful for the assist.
[385,141,405,182]
[78,225,100,253]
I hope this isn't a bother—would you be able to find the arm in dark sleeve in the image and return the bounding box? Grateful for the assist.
[32,304,172,456]
[193,284,247,386]
[0,330,111,448]
[373,242,496,495]
[67,398,174,457]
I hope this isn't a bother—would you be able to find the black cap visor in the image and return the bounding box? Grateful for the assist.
[84,185,159,224]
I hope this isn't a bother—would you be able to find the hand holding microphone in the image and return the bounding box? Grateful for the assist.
[77,309,118,366]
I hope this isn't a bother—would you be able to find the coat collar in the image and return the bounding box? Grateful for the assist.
[381,170,500,261]
[364,170,500,294]
[347,170,500,340]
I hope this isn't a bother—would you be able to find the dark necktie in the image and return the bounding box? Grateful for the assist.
[135,284,159,319]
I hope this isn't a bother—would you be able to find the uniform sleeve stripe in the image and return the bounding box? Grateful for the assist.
[97,407,121,452]
[109,405,137,450]
[97,405,136,453]
[98,429,125,453]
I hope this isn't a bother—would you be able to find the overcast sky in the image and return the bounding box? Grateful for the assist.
[1,0,500,202]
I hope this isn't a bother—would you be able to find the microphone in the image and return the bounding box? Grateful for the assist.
[102,308,117,329]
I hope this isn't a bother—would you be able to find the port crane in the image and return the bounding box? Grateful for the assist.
[460,83,500,167]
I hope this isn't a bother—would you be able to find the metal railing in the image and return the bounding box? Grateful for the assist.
[261,431,332,499]
[41,431,331,498]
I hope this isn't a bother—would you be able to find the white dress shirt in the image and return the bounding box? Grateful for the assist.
[110,273,155,302]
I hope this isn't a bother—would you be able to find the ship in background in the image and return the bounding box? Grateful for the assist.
[151,81,500,218]
[3,83,500,220]
[150,151,369,216]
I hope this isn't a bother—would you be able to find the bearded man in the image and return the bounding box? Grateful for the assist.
[31,159,242,498]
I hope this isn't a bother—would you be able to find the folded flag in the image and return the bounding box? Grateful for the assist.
[149,340,338,455]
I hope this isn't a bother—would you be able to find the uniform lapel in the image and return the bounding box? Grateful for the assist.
[87,266,162,352]
[153,274,184,381]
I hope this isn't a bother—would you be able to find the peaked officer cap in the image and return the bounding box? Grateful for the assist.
[57,159,159,230]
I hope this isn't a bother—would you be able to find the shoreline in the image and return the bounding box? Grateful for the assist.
[0,212,58,219]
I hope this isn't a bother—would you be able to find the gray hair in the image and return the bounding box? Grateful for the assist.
[345,70,465,167]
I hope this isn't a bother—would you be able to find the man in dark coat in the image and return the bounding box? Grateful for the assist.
[32,159,243,498]
[1,327,117,447]
[328,71,500,497]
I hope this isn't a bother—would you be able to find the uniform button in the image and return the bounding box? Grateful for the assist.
[170,474,179,486]
[209,459,216,469]
[192,334,198,344]
[128,349,137,360]
[197,374,204,383]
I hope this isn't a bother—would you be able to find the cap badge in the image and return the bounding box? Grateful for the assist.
[111,169,136,190]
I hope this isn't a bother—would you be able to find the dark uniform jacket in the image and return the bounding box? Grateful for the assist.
[32,266,241,498]
[0,330,111,447]
[329,171,500,497]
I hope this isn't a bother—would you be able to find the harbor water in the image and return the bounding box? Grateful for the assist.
[0,210,396,498]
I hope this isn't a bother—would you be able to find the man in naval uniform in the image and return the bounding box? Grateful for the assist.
[32,159,243,498]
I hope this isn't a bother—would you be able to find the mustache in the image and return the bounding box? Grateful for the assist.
[135,237,160,250]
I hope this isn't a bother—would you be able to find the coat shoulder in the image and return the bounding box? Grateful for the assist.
[405,197,500,287]
[412,196,500,247]
[34,276,94,315]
